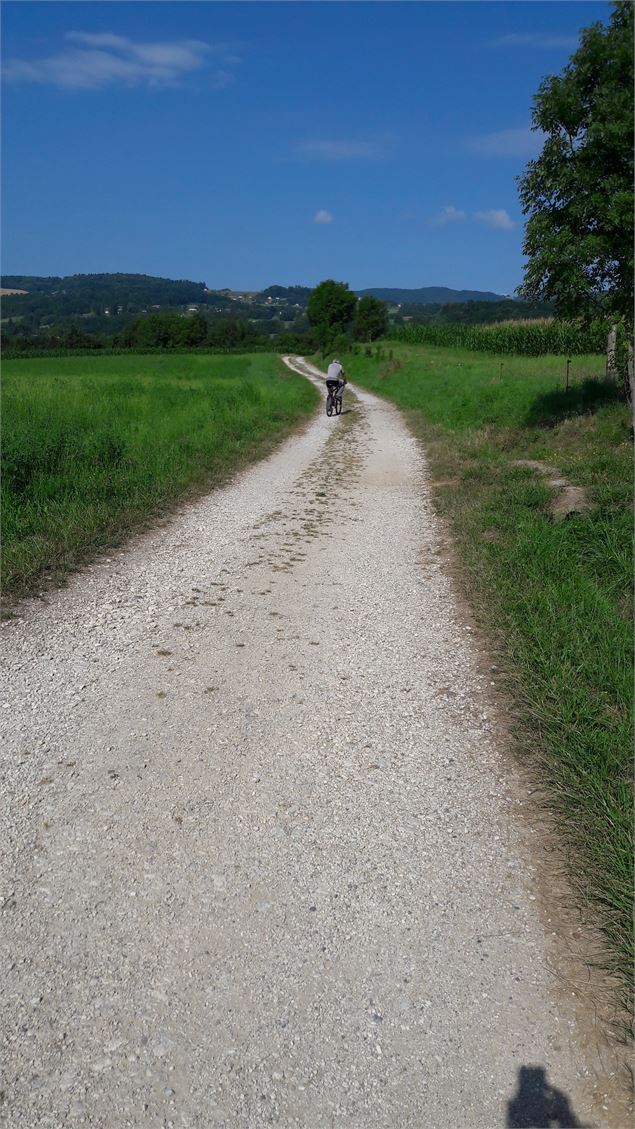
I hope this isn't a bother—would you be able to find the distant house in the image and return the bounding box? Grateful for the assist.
[187,306,199,313]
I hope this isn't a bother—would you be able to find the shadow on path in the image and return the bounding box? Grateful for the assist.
[506,1066,590,1128]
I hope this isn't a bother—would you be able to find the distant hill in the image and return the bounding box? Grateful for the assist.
[1,275,509,312]
[355,286,507,306]
[0,272,210,304]
[0,273,312,340]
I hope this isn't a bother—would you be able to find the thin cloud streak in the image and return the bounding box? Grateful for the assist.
[2,32,235,89]
[490,32,579,49]
[429,205,466,226]
[313,210,333,224]
[466,126,545,158]
[475,209,515,231]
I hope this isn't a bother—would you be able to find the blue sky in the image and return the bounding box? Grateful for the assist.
[2,1,610,294]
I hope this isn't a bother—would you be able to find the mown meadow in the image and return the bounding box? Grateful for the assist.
[2,353,318,597]
[343,342,633,1022]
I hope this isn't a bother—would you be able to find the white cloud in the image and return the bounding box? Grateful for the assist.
[474,209,515,231]
[2,32,235,89]
[67,33,131,51]
[429,205,466,226]
[298,139,384,161]
[466,127,545,158]
[490,33,579,50]
[313,210,333,225]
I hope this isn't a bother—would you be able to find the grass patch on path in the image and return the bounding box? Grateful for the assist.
[2,353,319,598]
[346,343,633,1022]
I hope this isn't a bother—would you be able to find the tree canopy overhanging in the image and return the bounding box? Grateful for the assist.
[518,1,634,330]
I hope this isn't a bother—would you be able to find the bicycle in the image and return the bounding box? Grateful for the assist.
[325,379,344,417]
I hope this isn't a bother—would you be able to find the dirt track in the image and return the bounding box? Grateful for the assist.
[1,357,625,1127]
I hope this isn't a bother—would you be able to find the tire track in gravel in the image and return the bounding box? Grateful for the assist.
[0,356,625,1127]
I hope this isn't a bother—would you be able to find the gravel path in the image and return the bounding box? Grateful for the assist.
[1,358,622,1127]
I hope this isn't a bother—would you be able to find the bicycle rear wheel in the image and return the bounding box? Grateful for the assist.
[335,397,343,416]
[326,394,334,417]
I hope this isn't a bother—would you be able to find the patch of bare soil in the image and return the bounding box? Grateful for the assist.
[513,458,595,521]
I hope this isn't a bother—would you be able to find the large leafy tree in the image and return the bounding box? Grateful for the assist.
[353,295,388,342]
[307,280,357,350]
[518,2,633,341]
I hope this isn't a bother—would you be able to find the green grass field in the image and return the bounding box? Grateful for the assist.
[2,352,318,597]
[345,343,633,1021]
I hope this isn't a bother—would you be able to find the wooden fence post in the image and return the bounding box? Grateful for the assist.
[623,338,628,419]
[606,324,618,384]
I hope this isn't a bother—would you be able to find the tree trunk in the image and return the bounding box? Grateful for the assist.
[606,324,618,384]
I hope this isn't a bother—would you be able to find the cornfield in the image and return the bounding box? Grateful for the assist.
[388,318,608,355]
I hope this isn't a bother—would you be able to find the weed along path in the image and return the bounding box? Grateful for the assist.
[1,357,624,1128]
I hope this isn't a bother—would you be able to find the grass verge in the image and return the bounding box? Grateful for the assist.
[345,343,633,1024]
[2,352,319,598]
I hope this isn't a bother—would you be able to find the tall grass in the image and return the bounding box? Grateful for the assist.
[345,342,633,1022]
[2,353,318,596]
[390,318,608,355]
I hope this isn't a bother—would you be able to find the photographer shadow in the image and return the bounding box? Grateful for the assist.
[507,1066,590,1128]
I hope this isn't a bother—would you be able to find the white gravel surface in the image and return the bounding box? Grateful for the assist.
[1,357,623,1127]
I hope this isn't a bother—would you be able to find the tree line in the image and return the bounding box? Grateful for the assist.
[2,316,316,357]
[3,283,388,357]
[394,298,555,326]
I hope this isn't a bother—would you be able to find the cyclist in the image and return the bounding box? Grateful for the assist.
[326,358,347,405]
